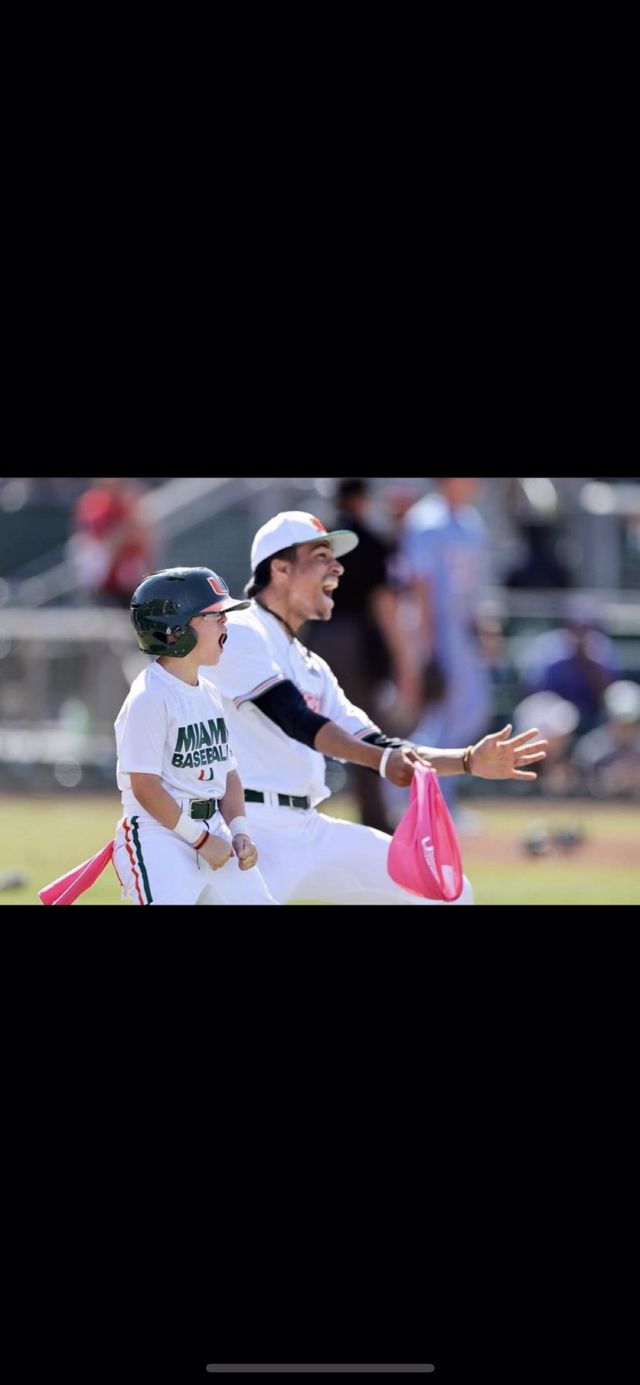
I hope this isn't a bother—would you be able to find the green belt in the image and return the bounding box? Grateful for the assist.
[188,798,218,820]
[244,790,311,810]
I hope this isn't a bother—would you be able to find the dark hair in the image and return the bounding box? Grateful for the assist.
[337,477,368,503]
[244,544,299,598]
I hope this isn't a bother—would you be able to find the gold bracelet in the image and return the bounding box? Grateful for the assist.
[462,746,474,776]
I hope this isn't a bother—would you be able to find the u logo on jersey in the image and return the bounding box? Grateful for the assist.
[208,573,229,597]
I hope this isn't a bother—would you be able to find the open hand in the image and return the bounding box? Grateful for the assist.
[469,724,548,780]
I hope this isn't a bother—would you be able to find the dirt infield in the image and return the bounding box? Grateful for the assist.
[458,800,639,869]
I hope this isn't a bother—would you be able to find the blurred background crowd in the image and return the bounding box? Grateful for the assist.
[1,475,639,829]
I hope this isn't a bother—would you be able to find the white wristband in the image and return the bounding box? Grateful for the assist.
[174,811,208,846]
[378,746,394,780]
[228,816,250,838]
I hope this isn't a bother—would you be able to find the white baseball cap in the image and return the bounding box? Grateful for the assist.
[250,510,359,573]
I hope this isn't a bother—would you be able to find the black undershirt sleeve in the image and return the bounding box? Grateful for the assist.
[252,679,331,749]
[251,684,407,758]
[361,731,406,750]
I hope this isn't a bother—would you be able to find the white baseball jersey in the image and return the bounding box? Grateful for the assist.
[115,660,238,823]
[202,603,380,806]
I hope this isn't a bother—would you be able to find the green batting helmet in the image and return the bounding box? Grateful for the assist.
[130,566,250,658]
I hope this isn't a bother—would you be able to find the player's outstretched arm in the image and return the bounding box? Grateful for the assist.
[314,722,419,786]
[412,724,549,780]
[253,680,421,787]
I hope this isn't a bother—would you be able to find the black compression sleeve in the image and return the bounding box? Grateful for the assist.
[252,679,330,748]
[361,731,406,750]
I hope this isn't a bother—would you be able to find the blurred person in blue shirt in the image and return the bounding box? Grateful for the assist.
[571,680,640,797]
[523,597,620,735]
[383,477,494,819]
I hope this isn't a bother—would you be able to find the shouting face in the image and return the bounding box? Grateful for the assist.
[285,541,345,623]
[189,610,229,664]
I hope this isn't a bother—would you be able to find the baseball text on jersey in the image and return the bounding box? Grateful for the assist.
[171,718,231,767]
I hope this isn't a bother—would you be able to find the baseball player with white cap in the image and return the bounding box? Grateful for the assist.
[200,513,548,906]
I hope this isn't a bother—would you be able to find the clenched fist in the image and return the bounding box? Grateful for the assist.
[199,834,234,871]
[384,746,432,787]
[232,833,259,871]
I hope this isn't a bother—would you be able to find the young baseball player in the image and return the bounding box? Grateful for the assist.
[199,512,549,906]
[112,566,277,906]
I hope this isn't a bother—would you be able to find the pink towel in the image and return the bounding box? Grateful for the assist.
[38,840,115,906]
[387,764,464,901]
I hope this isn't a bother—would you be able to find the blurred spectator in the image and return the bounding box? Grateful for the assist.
[377,482,424,547]
[29,478,89,502]
[513,690,581,795]
[571,680,640,798]
[377,482,424,609]
[384,477,495,820]
[304,477,421,831]
[505,477,572,589]
[523,597,620,735]
[68,478,155,607]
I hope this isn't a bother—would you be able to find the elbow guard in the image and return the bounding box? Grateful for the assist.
[252,679,330,749]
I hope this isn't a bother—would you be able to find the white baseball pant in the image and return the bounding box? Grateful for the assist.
[112,814,277,906]
[240,802,474,906]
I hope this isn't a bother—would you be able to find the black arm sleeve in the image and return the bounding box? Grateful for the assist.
[252,679,331,749]
[361,731,406,750]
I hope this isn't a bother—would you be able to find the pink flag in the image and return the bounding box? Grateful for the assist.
[39,841,115,906]
[387,764,464,901]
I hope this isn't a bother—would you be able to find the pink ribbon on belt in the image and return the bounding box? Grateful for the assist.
[38,841,115,906]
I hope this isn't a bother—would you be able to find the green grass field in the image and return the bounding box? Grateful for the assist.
[1,793,638,906]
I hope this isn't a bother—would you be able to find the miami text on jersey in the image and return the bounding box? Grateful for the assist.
[171,718,230,768]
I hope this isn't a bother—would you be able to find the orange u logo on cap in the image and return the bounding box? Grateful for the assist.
[309,515,327,532]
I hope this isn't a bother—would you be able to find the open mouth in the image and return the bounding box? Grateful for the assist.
[322,582,338,596]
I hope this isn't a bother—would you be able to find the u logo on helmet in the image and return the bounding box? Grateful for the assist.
[208,574,229,597]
